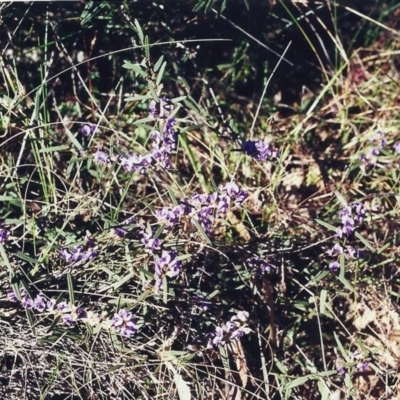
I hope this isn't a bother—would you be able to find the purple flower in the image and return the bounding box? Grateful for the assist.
[21,296,34,309]
[156,251,181,279]
[141,230,162,252]
[57,301,69,313]
[342,224,354,236]
[369,130,386,148]
[242,139,278,161]
[163,118,177,148]
[371,147,380,156]
[221,182,248,205]
[207,311,249,348]
[393,142,400,154]
[156,205,185,226]
[196,207,214,233]
[59,243,97,265]
[247,256,273,274]
[34,294,47,312]
[329,261,340,272]
[62,314,74,326]
[113,227,128,237]
[75,306,87,319]
[111,309,138,337]
[149,97,173,120]
[7,290,18,302]
[328,244,343,257]
[337,366,346,375]
[351,202,366,223]
[80,124,97,136]
[94,149,108,164]
[149,100,158,119]
[47,298,56,311]
[217,195,230,214]
[356,362,369,372]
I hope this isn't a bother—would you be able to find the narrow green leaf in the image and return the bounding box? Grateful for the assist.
[319,289,327,314]
[38,145,70,153]
[285,375,312,390]
[134,19,144,43]
[156,61,167,86]
[144,35,150,59]
[15,251,39,264]
[171,95,187,103]
[64,128,83,151]
[122,61,148,77]
[67,273,75,304]
[154,55,164,72]
[137,289,152,303]
[338,275,355,292]
[0,243,15,277]
[315,218,337,232]
[124,94,152,102]
[355,231,374,251]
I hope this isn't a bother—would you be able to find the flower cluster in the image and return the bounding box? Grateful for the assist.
[241,139,279,162]
[336,350,370,375]
[336,202,366,238]
[140,228,162,252]
[7,288,87,326]
[91,97,178,173]
[358,130,400,169]
[328,202,366,272]
[8,288,50,311]
[56,301,87,325]
[247,255,274,275]
[110,309,138,337]
[0,224,8,244]
[206,311,251,348]
[156,182,248,235]
[7,287,139,338]
[59,237,97,265]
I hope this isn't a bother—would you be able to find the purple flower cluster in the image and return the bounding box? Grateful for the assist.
[336,202,366,238]
[149,96,174,120]
[154,250,182,289]
[7,287,140,339]
[8,288,53,313]
[117,97,178,173]
[206,311,250,348]
[59,237,97,265]
[358,130,400,169]
[56,301,87,325]
[111,309,138,337]
[91,97,178,173]
[155,182,248,235]
[328,202,366,272]
[241,139,279,162]
[140,229,162,252]
[337,350,370,375]
[0,224,8,244]
[111,216,138,238]
[247,256,274,275]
